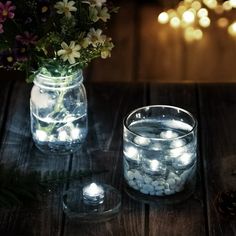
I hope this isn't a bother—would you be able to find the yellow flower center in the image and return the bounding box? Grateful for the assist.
[42,6,48,13]
[7,56,13,62]
[2,9,8,17]
[66,48,73,54]
[63,6,70,13]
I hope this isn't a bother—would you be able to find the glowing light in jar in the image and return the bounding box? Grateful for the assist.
[199,16,211,28]
[197,8,208,18]
[158,12,169,24]
[228,22,236,36]
[134,136,150,146]
[160,130,178,139]
[170,17,181,28]
[71,128,80,140]
[58,130,68,141]
[182,10,195,24]
[36,130,47,142]
[83,183,104,205]
[203,0,217,9]
[124,146,139,161]
[178,153,193,166]
[214,5,224,15]
[150,160,160,171]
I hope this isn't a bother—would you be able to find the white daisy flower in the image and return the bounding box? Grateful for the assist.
[82,0,106,7]
[57,41,81,64]
[86,28,106,47]
[89,6,110,22]
[54,0,77,18]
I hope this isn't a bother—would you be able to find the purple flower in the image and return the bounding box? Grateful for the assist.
[0,1,16,21]
[16,32,38,46]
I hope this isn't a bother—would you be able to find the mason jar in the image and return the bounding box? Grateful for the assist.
[123,105,197,201]
[30,70,87,154]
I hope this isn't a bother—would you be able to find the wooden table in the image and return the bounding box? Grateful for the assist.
[0,79,235,236]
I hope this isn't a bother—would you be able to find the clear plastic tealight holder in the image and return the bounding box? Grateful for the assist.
[123,105,197,204]
[62,182,121,222]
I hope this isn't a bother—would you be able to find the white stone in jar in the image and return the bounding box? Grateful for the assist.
[127,170,135,180]
[144,176,152,184]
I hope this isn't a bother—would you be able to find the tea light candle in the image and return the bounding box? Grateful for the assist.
[173,153,194,169]
[160,130,178,139]
[83,183,105,205]
[143,159,166,175]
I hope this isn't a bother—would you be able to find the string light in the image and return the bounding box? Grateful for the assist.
[157,0,236,41]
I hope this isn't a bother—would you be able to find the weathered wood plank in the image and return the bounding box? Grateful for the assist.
[198,84,236,235]
[91,0,136,82]
[148,83,206,236]
[0,80,69,236]
[64,83,146,236]
[138,6,184,81]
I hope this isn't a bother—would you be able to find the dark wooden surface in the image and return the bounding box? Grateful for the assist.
[0,76,235,235]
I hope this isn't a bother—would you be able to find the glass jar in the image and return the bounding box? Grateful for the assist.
[30,70,87,154]
[123,105,197,201]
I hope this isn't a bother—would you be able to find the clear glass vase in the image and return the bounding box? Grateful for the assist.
[30,70,87,154]
[123,105,197,203]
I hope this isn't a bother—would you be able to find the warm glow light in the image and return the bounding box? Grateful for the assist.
[182,10,195,24]
[167,9,177,19]
[71,128,80,139]
[191,1,202,10]
[199,16,211,27]
[194,29,203,40]
[223,1,233,11]
[177,5,186,15]
[58,130,68,141]
[229,0,236,8]
[214,5,224,15]
[124,146,139,160]
[228,22,236,36]
[203,0,217,9]
[158,12,169,24]
[197,8,208,18]
[217,17,229,28]
[170,17,181,28]
[184,0,194,3]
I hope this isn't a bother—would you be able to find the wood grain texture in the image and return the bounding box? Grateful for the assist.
[198,84,236,236]
[148,84,206,236]
[91,1,136,82]
[64,83,146,236]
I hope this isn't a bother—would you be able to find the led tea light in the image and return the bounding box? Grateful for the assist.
[62,182,121,221]
[35,130,47,142]
[142,159,166,175]
[173,153,195,169]
[83,183,105,205]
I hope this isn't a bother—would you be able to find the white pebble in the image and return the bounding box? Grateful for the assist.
[134,170,143,181]
[167,178,176,187]
[164,189,176,195]
[155,185,164,190]
[127,171,135,180]
[168,172,178,179]
[144,176,152,184]
[143,184,154,192]
[140,188,149,194]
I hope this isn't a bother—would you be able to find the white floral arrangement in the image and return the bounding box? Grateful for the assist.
[0,0,118,80]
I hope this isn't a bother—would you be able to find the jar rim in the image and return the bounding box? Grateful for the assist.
[123,105,197,141]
